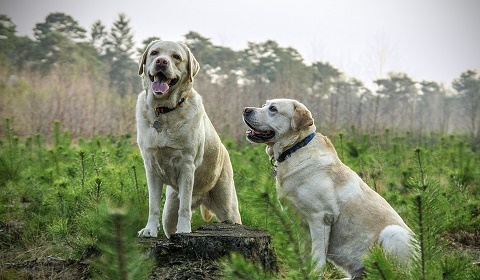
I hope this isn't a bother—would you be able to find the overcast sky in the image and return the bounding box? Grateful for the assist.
[2,0,479,88]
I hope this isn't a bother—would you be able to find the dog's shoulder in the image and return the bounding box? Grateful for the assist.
[319,134,338,156]
[136,91,147,110]
[307,135,356,188]
[135,91,150,126]
[184,89,204,115]
[301,134,339,167]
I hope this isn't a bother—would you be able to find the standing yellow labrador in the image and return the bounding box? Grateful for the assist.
[243,98,415,279]
[136,40,241,238]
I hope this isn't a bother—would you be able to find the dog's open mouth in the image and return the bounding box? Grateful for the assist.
[244,120,275,142]
[149,72,178,94]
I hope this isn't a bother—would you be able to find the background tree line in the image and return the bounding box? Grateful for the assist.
[1,12,479,148]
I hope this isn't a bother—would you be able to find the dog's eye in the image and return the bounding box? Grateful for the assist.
[269,105,277,112]
[150,50,158,56]
[172,54,181,60]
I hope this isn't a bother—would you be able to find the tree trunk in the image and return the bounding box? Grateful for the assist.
[142,222,278,279]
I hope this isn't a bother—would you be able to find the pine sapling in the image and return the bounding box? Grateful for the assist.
[92,204,153,279]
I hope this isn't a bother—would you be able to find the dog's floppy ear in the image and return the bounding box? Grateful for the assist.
[179,43,200,82]
[138,40,161,76]
[291,101,314,131]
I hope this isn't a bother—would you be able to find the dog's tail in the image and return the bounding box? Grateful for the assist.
[379,225,417,263]
[200,205,214,222]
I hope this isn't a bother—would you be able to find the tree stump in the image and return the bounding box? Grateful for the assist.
[144,222,278,279]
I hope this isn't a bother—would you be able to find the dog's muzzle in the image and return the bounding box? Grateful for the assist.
[148,59,178,95]
[149,71,178,94]
[243,108,275,142]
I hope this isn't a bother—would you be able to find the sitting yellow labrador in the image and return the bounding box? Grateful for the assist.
[136,40,241,238]
[243,98,415,279]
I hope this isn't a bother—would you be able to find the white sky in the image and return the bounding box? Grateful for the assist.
[2,0,479,88]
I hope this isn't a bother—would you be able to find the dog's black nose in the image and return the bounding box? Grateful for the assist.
[156,57,169,66]
[243,107,253,115]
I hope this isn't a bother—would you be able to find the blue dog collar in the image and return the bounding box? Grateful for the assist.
[277,132,316,163]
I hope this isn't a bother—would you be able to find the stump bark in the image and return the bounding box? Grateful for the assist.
[143,222,278,279]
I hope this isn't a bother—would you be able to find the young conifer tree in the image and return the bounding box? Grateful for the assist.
[92,204,153,279]
[363,148,477,279]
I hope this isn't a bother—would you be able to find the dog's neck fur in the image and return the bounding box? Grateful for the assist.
[267,125,317,162]
[155,92,190,115]
[145,85,194,115]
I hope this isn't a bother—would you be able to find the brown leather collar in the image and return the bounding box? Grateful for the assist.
[155,93,189,116]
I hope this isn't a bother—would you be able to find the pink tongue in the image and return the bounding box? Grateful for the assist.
[152,81,169,94]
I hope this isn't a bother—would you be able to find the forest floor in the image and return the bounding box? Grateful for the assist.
[0,221,279,280]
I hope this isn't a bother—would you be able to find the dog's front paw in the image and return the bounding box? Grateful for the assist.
[176,228,192,234]
[176,218,191,234]
[137,225,158,238]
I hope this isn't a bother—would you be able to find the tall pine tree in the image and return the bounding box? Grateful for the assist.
[105,13,137,96]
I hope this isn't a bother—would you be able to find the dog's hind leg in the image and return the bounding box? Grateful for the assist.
[200,204,214,222]
[203,161,241,224]
[203,188,241,224]
[203,184,241,225]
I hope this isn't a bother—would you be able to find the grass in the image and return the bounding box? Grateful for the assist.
[0,120,479,279]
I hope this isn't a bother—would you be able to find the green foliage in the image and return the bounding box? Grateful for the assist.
[363,147,480,279]
[103,13,138,96]
[1,10,478,278]
[0,121,147,259]
[0,118,22,185]
[452,70,480,144]
[91,204,153,280]
[363,245,406,280]
[33,12,86,42]
[1,120,479,278]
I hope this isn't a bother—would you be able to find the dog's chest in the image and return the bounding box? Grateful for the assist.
[152,120,162,131]
[142,125,178,148]
[275,173,318,217]
[140,114,201,148]
[139,116,205,165]
[274,159,336,214]
[275,164,303,200]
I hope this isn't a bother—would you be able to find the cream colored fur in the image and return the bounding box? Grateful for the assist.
[136,40,241,238]
[243,98,415,279]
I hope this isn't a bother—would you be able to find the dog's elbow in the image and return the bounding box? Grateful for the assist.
[323,212,335,226]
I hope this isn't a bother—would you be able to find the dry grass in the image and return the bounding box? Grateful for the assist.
[0,64,474,145]
[1,66,136,142]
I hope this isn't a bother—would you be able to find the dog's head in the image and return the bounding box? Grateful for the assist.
[242,99,315,145]
[138,40,200,99]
